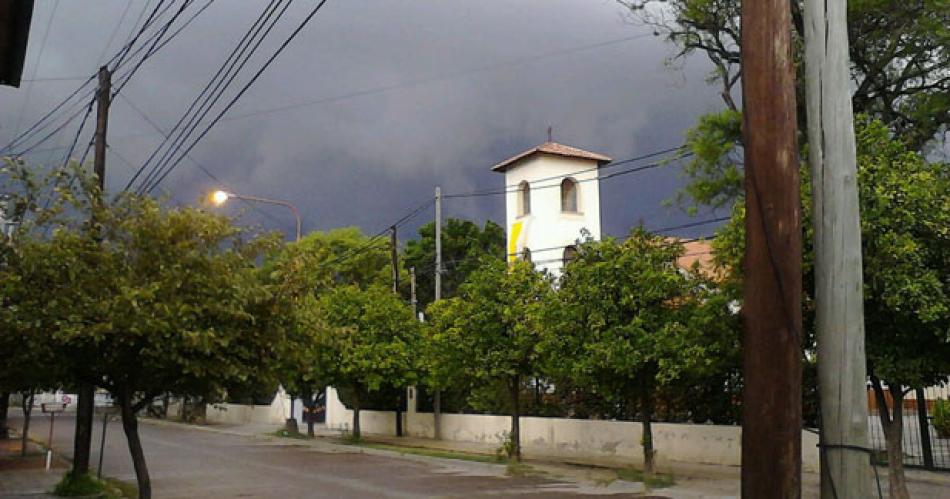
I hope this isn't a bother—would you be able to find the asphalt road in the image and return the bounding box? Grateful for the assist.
[8,414,645,498]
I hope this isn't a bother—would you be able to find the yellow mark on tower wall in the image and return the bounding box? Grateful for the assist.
[508,221,523,263]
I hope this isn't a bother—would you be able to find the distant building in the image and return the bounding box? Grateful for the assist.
[492,140,718,277]
[492,141,610,275]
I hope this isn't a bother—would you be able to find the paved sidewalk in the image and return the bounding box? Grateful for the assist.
[0,437,66,498]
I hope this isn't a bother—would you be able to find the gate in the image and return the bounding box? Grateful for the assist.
[868,384,950,471]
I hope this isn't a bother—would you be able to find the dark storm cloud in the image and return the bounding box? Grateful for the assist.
[1,0,727,241]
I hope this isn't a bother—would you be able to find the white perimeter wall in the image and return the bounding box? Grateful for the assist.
[325,387,819,472]
[205,387,293,426]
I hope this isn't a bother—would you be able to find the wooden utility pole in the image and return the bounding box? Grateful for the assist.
[804,1,873,496]
[740,2,802,497]
[433,186,442,440]
[94,66,110,190]
[74,65,111,476]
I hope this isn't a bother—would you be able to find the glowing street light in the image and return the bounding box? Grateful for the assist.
[209,190,301,242]
[211,190,230,206]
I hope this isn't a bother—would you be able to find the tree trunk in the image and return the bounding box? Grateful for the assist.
[395,389,403,437]
[640,378,656,476]
[0,392,9,439]
[119,386,151,499]
[509,375,521,461]
[433,389,442,440]
[20,390,34,457]
[161,394,170,419]
[300,386,316,437]
[871,377,910,499]
[72,383,95,475]
[352,390,361,440]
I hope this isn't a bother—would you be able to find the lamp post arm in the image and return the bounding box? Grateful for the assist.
[228,193,302,241]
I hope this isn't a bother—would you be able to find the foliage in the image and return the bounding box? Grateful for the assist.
[676,109,744,212]
[266,227,393,432]
[425,258,551,458]
[53,472,125,498]
[402,218,505,310]
[310,284,420,437]
[621,0,950,151]
[934,399,950,438]
[495,432,518,461]
[711,118,950,492]
[2,162,289,498]
[712,118,950,387]
[541,229,727,471]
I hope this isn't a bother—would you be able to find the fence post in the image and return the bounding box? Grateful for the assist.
[916,387,935,469]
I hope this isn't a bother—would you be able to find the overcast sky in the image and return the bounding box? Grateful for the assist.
[1,0,729,242]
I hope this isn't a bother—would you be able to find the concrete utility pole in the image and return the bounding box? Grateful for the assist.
[74,65,111,476]
[740,2,803,497]
[433,186,442,440]
[390,225,404,437]
[410,267,417,318]
[804,0,874,496]
[391,226,399,294]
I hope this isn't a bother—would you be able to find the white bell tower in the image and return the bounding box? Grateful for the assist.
[492,141,610,275]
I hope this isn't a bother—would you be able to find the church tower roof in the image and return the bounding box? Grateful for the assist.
[491,141,612,173]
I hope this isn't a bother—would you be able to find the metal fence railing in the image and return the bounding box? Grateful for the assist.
[868,384,950,472]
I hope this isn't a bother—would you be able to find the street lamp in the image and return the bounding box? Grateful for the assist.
[210,189,303,434]
[210,190,301,242]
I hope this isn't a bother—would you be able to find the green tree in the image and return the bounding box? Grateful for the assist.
[426,259,551,460]
[0,235,68,455]
[402,218,505,310]
[621,0,950,151]
[96,195,286,499]
[5,163,289,499]
[541,230,722,474]
[311,284,420,439]
[268,228,392,435]
[0,160,89,453]
[712,118,950,496]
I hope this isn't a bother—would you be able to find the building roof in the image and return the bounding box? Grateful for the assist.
[491,141,612,172]
[0,1,35,88]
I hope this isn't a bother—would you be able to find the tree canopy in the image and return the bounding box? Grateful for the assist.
[311,284,420,438]
[426,258,551,459]
[622,0,950,151]
[402,218,505,310]
[542,229,727,473]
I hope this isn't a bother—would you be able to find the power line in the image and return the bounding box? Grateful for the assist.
[13,31,658,154]
[444,150,694,199]
[322,197,434,268]
[1,0,189,156]
[109,0,172,70]
[129,0,292,193]
[651,216,732,234]
[220,32,655,123]
[109,0,196,99]
[97,0,136,65]
[114,93,284,225]
[142,0,333,193]
[10,0,61,140]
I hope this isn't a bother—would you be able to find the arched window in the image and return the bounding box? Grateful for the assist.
[518,181,531,216]
[561,178,578,213]
[522,247,532,263]
[562,245,578,266]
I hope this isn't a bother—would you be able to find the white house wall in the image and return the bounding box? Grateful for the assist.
[323,386,820,472]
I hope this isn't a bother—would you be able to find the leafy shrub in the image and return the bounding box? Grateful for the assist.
[934,399,950,438]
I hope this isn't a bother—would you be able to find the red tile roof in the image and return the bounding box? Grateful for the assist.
[491,141,612,172]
